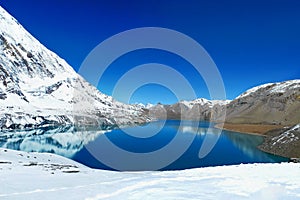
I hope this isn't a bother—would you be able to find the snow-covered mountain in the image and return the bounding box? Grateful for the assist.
[134,102,154,109]
[226,80,300,125]
[0,6,149,130]
[148,98,230,121]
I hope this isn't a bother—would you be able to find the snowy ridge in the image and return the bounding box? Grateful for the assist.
[188,98,230,108]
[226,79,300,125]
[0,6,149,129]
[180,98,211,109]
[0,148,300,200]
[134,103,154,109]
[236,80,300,99]
[148,98,229,121]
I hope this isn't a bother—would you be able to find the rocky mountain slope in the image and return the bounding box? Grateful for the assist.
[226,80,300,125]
[259,123,300,157]
[148,80,300,126]
[0,6,149,130]
[148,98,230,122]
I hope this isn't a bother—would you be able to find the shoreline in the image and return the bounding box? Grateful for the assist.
[214,123,285,136]
[0,148,299,199]
[214,123,296,159]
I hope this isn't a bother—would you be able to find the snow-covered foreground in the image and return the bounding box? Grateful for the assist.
[0,148,299,200]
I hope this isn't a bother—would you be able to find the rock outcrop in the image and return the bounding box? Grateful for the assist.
[259,124,300,158]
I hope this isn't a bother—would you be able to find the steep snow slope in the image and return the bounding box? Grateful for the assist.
[0,6,149,129]
[0,148,299,200]
[226,80,300,125]
[148,98,229,121]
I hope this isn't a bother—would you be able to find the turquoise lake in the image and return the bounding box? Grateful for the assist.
[0,120,288,171]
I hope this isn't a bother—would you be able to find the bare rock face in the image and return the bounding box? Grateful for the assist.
[226,80,300,126]
[0,6,150,130]
[148,99,229,122]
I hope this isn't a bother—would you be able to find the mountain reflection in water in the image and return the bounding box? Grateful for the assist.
[0,120,288,171]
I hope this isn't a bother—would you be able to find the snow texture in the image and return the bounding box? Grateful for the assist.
[272,123,300,145]
[0,6,149,130]
[0,148,299,200]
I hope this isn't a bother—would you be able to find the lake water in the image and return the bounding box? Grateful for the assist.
[0,120,288,171]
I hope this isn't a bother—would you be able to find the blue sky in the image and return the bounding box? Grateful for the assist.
[1,0,299,104]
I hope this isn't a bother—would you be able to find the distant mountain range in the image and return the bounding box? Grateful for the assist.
[147,99,229,122]
[147,80,300,126]
[0,6,149,130]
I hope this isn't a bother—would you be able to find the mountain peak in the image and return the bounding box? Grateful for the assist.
[0,6,149,129]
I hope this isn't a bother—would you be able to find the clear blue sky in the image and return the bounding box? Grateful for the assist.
[1,0,299,104]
